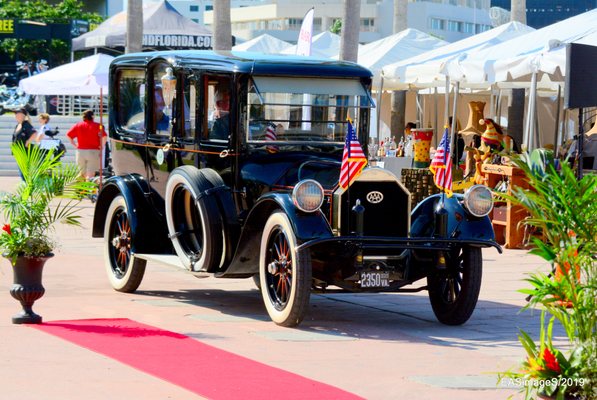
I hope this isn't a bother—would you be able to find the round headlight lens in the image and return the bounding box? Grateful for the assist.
[292,179,324,213]
[463,184,493,217]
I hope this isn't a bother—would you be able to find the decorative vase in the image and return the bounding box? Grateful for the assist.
[9,254,53,324]
[412,128,433,168]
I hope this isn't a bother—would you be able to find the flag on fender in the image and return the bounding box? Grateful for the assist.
[429,126,453,197]
[339,119,367,189]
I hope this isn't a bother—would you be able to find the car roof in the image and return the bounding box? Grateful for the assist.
[111,50,373,79]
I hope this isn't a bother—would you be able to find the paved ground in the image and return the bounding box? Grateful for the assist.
[0,176,565,400]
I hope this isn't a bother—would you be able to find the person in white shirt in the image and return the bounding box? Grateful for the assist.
[35,113,51,142]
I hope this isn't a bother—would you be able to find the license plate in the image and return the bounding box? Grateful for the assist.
[360,271,390,288]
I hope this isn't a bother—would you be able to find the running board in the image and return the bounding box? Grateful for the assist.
[133,253,211,278]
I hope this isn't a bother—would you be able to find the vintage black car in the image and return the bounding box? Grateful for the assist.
[92,51,500,327]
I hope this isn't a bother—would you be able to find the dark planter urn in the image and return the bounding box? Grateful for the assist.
[8,254,53,324]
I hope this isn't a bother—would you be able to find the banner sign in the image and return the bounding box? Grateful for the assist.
[296,8,314,56]
[142,34,212,49]
[0,19,69,40]
[0,19,15,34]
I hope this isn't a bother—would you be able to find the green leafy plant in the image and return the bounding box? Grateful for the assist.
[0,143,96,263]
[496,152,596,400]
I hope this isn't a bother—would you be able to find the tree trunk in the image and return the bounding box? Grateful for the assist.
[510,0,527,24]
[125,0,143,54]
[213,0,232,51]
[339,0,360,62]
[393,0,408,33]
[390,0,408,141]
[391,91,406,141]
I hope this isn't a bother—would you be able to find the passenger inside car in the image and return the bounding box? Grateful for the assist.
[209,84,230,140]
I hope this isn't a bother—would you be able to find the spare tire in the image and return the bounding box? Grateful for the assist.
[165,166,224,272]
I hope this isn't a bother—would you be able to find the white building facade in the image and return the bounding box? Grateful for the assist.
[202,0,493,43]
[92,0,493,44]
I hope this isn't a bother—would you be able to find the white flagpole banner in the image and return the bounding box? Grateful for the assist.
[296,7,314,57]
[297,7,315,130]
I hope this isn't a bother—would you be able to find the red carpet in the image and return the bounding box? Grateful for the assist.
[32,318,362,400]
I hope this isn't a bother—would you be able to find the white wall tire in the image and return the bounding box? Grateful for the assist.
[259,212,311,327]
[165,166,224,272]
[104,195,146,292]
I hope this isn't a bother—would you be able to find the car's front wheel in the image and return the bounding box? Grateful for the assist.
[259,212,311,327]
[427,246,482,325]
[104,195,146,292]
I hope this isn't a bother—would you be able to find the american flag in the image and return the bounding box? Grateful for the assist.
[429,126,453,197]
[339,120,367,189]
[265,122,278,153]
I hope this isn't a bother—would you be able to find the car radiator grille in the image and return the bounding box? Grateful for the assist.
[338,181,410,237]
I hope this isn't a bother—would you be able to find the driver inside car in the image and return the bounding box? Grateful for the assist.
[209,87,230,140]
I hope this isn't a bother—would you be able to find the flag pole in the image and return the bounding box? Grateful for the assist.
[99,86,104,190]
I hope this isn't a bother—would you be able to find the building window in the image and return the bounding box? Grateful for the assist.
[205,5,213,11]
[447,20,460,32]
[463,22,474,33]
[287,18,302,30]
[190,5,199,12]
[360,18,375,32]
[430,18,445,30]
[475,24,491,34]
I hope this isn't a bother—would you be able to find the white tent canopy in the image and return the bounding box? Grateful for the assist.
[355,28,447,79]
[19,54,114,96]
[445,9,597,85]
[232,34,291,54]
[281,31,357,58]
[381,21,534,90]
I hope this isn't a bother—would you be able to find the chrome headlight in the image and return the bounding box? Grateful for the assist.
[463,184,493,217]
[292,179,324,213]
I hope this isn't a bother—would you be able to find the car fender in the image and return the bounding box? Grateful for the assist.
[92,174,171,254]
[219,192,332,277]
[411,194,498,245]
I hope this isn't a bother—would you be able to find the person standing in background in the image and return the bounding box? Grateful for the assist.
[66,109,107,179]
[35,113,51,142]
[11,108,37,179]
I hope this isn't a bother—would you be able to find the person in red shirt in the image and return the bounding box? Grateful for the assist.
[66,109,107,179]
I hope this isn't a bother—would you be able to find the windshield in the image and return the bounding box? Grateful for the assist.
[246,77,374,146]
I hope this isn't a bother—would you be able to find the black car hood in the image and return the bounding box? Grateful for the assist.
[240,151,342,191]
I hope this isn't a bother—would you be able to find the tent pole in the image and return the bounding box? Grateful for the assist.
[99,86,104,190]
[577,107,584,180]
[450,81,460,167]
[377,75,384,146]
[489,84,495,120]
[434,86,438,147]
[444,77,450,127]
[553,84,561,153]
[529,69,538,151]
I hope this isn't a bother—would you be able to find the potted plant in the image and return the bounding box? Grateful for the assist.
[0,143,95,324]
[497,151,596,399]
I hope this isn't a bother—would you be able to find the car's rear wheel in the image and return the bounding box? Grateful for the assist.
[165,166,224,272]
[427,246,482,325]
[259,212,311,327]
[104,195,146,292]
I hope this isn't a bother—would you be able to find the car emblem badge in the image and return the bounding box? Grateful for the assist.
[366,191,384,204]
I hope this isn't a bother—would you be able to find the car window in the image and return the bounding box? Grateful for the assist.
[206,76,232,142]
[115,69,146,133]
[246,77,372,147]
[182,75,197,140]
[152,63,172,137]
